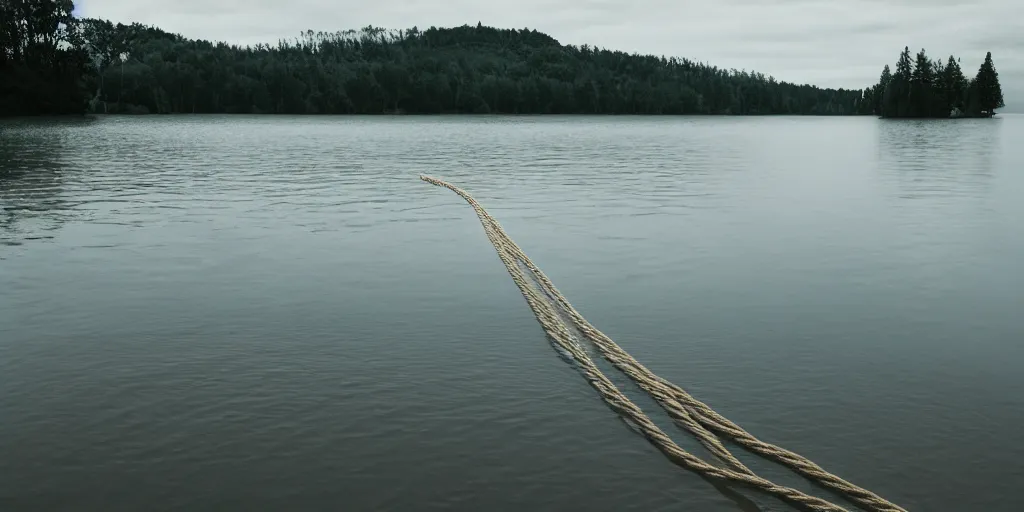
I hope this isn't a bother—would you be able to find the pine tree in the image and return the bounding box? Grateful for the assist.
[895,47,913,78]
[879,65,892,86]
[883,47,913,117]
[941,55,966,116]
[973,52,1004,115]
[933,58,945,86]
[911,48,938,116]
[874,65,891,115]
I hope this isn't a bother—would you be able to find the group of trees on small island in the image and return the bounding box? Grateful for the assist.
[1,0,1006,118]
[862,47,1004,118]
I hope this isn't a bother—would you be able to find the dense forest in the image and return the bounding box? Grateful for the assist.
[862,47,1004,118]
[74,20,874,115]
[0,1,1006,117]
[0,0,92,115]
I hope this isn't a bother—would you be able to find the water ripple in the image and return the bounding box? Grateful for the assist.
[2,115,1023,512]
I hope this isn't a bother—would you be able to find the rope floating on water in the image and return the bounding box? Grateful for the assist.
[421,175,907,512]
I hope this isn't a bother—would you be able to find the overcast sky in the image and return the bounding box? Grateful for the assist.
[77,0,1022,110]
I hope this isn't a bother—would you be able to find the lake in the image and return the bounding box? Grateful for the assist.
[1,115,1022,511]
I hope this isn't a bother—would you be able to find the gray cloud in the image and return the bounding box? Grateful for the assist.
[78,0,1023,110]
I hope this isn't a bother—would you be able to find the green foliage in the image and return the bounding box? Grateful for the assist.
[1,0,92,115]
[873,46,1003,118]
[75,21,868,115]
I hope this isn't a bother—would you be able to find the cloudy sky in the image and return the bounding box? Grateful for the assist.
[77,0,1022,110]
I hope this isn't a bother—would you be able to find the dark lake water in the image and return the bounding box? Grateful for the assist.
[2,115,1022,511]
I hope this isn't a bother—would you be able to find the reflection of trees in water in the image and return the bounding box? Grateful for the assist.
[876,118,1000,199]
[0,120,87,246]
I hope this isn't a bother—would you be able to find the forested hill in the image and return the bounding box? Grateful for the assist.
[3,6,873,116]
[81,21,876,116]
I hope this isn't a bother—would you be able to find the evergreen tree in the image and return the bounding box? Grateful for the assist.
[910,48,938,117]
[941,55,966,116]
[932,58,945,92]
[895,47,913,79]
[872,65,891,115]
[973,52,1004,115]
[883,47,913,117]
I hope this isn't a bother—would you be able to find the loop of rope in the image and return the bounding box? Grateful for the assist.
[421,175,907,512]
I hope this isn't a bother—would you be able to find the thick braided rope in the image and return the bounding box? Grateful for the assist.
[461,183,848,512]
[423,175,907,512]
[420,175,885,512]
[463,193,907,512]
[431,176,751,474]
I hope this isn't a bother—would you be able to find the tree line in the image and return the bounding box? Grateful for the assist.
[1,1,1007,118]
[74,19,873,116]
[862,47,1004,118]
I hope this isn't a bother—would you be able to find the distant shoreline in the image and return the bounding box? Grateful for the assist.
[4,7,1007,119]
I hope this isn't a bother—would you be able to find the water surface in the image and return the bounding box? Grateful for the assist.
[2,115,1022,511]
